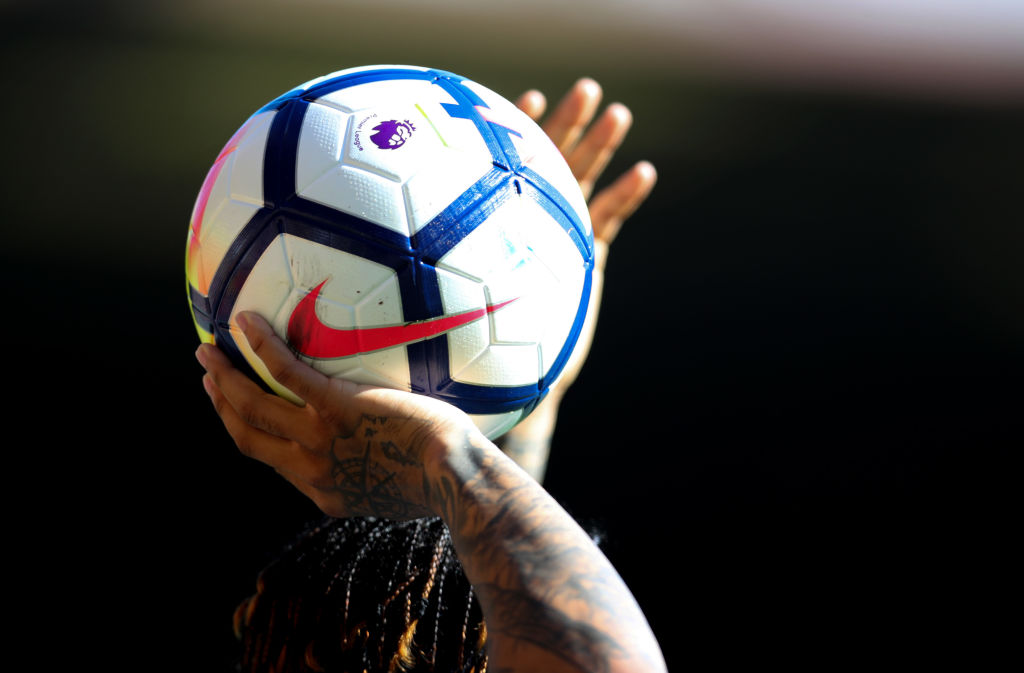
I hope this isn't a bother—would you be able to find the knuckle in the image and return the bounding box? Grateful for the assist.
[269,360,308,399]
[234,433,256,458]
[210,392,228,417]
[236,400,261,428]
[274,360,302,389]
[315,401,344,430]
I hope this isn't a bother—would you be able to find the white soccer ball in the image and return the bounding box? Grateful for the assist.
[186,65,594,439]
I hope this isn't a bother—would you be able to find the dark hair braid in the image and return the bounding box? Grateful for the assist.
[233,517,487,673]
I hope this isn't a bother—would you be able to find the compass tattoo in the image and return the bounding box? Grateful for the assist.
[326,414,428,520]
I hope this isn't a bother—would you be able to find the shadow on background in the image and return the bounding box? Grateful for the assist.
[4,1,1020,669]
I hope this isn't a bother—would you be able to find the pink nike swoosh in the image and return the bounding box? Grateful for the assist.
[287,280,519,359]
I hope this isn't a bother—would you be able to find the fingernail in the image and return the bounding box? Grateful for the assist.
[236,312,249,331]
[195,345,209,368]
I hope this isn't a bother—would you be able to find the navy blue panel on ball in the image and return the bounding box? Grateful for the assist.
[518,167,594,261]
[303,68,436,102]
[189,283,214,334]
[210,67,596,418]
[262,97,307,208]
[412,167,514,263]
[256,68,437,115]
[410,332,545,415]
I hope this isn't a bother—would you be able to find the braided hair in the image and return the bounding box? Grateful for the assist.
[233,517,487,673]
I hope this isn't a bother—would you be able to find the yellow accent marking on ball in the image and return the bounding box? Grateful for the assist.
[415,104,448,147]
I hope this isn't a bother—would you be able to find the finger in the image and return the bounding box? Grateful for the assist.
[514,89,547,121]
[237,311,333,410]
[568,102,633,201]
[542,78,602,154]
[197,342,321,446]
[587,160,657,247]
[204,372,338,485]
[202,372,307,468]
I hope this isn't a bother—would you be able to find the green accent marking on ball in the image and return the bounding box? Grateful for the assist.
[415,103,448,147]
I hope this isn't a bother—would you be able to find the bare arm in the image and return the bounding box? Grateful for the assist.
[432,429,666,673]
[197,312,667,673]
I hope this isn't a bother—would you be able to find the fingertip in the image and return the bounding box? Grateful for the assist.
[635,160,657,183]
[236,311,274,342]
[576,77,602,99]
[515,89,546,119]
[237,310,270,332]
[196,343,210,369]
[523,89,546,107]
[196,342,229,370]
[202,372,217,398]
[606,102,633,125]
[627,161,658,206]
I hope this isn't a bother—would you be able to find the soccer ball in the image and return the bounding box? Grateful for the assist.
[186,65,594,439]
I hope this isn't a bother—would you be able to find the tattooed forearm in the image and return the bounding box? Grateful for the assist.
[474,582,625,673]
[430,433,667,673]
[309,408,665,671]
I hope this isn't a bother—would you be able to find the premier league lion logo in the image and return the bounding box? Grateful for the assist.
[369,120,415,150]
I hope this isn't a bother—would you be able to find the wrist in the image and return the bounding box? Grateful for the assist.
[420,421,496,522]
[496,393,563,481]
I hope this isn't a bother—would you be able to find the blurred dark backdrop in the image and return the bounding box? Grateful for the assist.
[4,1,1021,670]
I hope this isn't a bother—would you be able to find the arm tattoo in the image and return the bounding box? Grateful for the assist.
[438,435,662,672]
[325,413,429,520]
[474,583,625,673]
[379,439,421,466]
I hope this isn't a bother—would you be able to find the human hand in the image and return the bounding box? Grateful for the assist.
[515,78,657,396]
[196,311,477,521]
[201,315,670,673]
[499,79,656,478]
[202,319,669,673]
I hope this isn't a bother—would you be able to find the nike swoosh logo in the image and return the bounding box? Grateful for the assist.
[287,280,519,359]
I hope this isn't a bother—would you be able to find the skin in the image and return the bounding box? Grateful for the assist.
[196,78,663,673]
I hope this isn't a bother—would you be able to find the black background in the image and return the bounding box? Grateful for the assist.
[4,2,1020,670]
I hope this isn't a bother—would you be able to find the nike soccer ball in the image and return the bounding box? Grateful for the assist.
[186,65,594,439]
